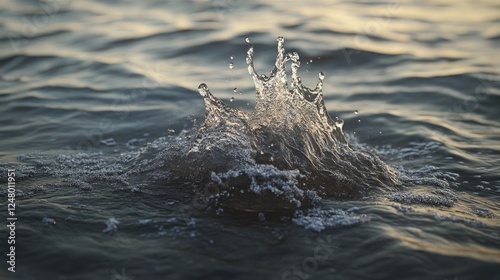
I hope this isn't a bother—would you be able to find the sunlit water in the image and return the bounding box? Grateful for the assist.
[1,1,499,280]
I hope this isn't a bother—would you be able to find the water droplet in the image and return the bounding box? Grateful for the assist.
[309,59,313,63]
[258,212,266,222]
[197,83,208,97]
[229,62,234,69]
[230,55,234,60]
[167,129,175,136]
[245,37,250,43]
[358,119,361,123]
[354,110,358,114]
[233,87,237,93]
[277,36,284,43]
[230,97,235,102]
[318,72,325,80]
[335,118,344,129]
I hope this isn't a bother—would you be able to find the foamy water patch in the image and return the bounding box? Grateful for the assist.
[292,208,371,232]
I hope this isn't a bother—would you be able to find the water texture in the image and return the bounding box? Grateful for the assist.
[0,0,499,279]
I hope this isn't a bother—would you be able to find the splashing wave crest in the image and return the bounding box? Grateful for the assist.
[182,37,400,211]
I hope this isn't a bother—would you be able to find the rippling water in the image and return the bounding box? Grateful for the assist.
[1,0,499,279]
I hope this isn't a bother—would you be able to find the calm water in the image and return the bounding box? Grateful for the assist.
[1,0,500,279]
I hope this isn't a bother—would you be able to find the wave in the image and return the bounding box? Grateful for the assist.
[179,37,402,211]
[6,37,459,217]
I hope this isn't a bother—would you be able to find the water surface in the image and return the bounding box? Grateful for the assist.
[0,0,499,279]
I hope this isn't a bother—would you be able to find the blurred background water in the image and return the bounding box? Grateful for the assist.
[0,0,499,279]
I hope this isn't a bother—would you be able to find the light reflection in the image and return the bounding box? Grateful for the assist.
[383,225,500,263]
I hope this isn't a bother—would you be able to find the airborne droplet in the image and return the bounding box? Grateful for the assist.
[318,72,325,80]
[229,62,234,69]
[198,83,209,97]
[354,110,358,114]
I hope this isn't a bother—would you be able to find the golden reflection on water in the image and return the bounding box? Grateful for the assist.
[3,0,498,83]
[1,0,498,140]
[383,225,500,263]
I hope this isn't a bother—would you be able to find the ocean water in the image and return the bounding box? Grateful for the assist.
[1,0,500,279]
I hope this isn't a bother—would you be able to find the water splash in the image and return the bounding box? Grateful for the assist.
[187,37,400,210]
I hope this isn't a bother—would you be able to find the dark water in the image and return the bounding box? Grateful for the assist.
[1,0,500,279]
